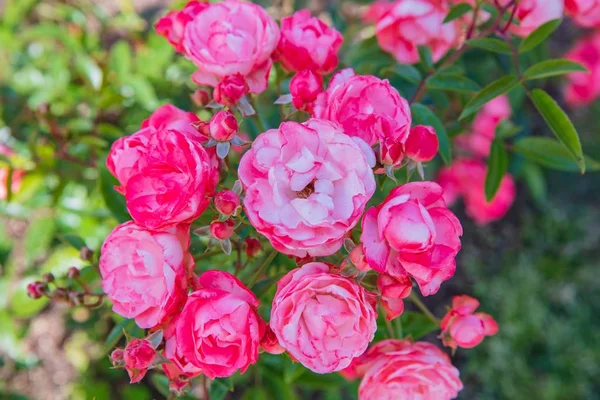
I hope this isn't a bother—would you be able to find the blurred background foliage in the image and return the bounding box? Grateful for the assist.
[0,0,599,399]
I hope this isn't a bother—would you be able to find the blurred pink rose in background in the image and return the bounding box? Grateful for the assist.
[499,0,564,37]
[566,0,600,28]
[155,0,208,53]
[565,32,600,106]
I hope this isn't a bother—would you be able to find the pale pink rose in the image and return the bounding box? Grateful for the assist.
[124,338,157,383]
[361,182,463,296]
[0,145,24,200]
[340,339,410,380]
[176,271,265,379]
[107,105,219,231]
[239,118,376,257]
[99,222,191,329]
[437,158,516,225]
[276,9,343,75]
[499,0,564,37]
[270,263,378,373]
[440,295,498,349]
[183,0,280,94]
[358,340,463,400]
[565,32,600,106]
[404,125,439,163]
[378,274,412,321]
[362,1,393,24]
[566,0,600,27]
[155,1,208,53]
[375,0,461,64]
[313,68,411,146]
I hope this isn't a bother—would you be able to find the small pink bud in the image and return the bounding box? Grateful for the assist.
[110,348,125,367]
[261,325,286,355]
[192,120,211,137]
[290,70,323,112]
[210,219,235,240]
[349,244,370,272]
[380,138,405,167]
[80,246,93,261]
[191,89,211,107]
[214,190,240,215]
[214,74,248,107]
[209,111,238,142]
[124,338,156,383]
[67,267,80,279]
[405,125,439,163]
[244,237,261,258]
[42,273,54,284]
[27,282,45,299]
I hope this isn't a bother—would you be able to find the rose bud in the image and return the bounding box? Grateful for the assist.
[80,246,93,261]
[214,190,240,216]
[124,338,157,383]
[27,282,45,299]
[67,267,80,279]
[210,219,235,240]
[110,348,125,367]
[260,325,286,355]
[42,273,54,284]
[349,244,370,272]
[440,295,498,349]
[244,237,261,258]
[191,89,211,107]
[213,74,248,107]
[290,70,323,112]
[405,125,439,163]
[209,111,238,142]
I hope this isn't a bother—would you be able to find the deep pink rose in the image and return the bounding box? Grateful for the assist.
[499,0,564,37]
[162,315,203,390]
[155,1,208,53]
[565,32,600,106]
[99,222,190,329]
[361,182,463,296]
[107,105,218,230]
[290,70,323,113]
[213,73,248,107]
[440,295,498,349]
[566,0,600,27]
[0,145,24,200]
[313,68,411,146]
[124,338,157,383]
[176,271,265,379]
[375,0,461,64]
[239,118,376,257]
[276,9,343,75]
[183,0,280,94]
[437,158,516,225]
[378,274,412,321]
[404,125,439,163]
[358,340,463,400]
[270,263,378,373]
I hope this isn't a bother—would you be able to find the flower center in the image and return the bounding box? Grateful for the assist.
[296,180,316,199]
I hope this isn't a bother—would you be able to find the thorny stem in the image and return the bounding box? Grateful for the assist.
[408,292,440,325]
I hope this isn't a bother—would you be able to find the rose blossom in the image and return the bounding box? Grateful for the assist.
[437,158,516,225]
[361,182,463,296]
[565,32,600,107]
[155,0,208,53]
[270,263,378,373]
[566,0,600,28]
[375,0,461,64]
[358,340,463,400]
[183,0,280,94]
[313,68,411,146]
[107,104,218,231]
[340,339,410,380]
[290,70,323,113]
[124,338,157,383]
[276,9,343,75]
[440,295,498,349]
[499,0,564,37]
[162,315,203,392]
[176,271,265,379]
[99,222,190,329]
[239,118,376,257]
[362,1,393,24]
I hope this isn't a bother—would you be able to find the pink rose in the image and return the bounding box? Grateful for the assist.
[270,263,378,373]
[176,271,265,379]
[566,0,600,28]
[361,182,463,296]
[183,0,280,94]
[375,0,461,64]
[378,274,412,321]
[162,315,203,390]
[440,295,498,349]
[404,125,439,163]
[290,70,323,113]
[437,158,516,225]
[107,105,218,230]
[124,338,157,383]
[0,145,25,200]
[313,68,411,146]
[340,339,409,380]
[213,74,248,107]
[155,1,208,53]
[239,118,376,257]
[276,9,343,75]
[565,32,600,106]
[500,0,564,37]
[362,1,393,24]
[358,340,463,400]
[99,222,190,329]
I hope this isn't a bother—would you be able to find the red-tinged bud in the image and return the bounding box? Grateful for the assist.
[349,244,370,272]
[261,325,286,355]
[244,237,261,258]
[405,125,439,163]
[210,219,235,240]
[290,70,323,112]
[27,282,45,299]
[42,273,54,284]
[124,338,157,383]
[191,89,211,107]
[209,111,238,142]
[213,74,248,107]
[80,246,94,261]
[67,267,80,279]
[110,348,125,367]
[214,190,240,216]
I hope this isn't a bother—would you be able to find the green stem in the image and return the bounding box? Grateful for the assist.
[394,315,404,338]
[249,96,266,133]
[194,249,223,260]
[248,249,278,288]
[384,317,396,339]
[408,292,440,325]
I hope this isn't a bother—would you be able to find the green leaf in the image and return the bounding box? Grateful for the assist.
[512,137,600,172]
[523,59,588,81]
[61,234,86,250]
[210,378,233,400]
[426,72,480,93]
[466,38,513,55]
[485,140,509,201]
[459,75,520,120]
[444,3,473,23]
[284,360,306,383]
[400,311,438,340]
[126,77,160,111]
[521,162,547,207]
[529,89,585,172]
[418,46,433,69]
[519,19,562,53]
[411,103,451,165]
[243,388,270,400]
[495,120,522,139]
[103,318,136,353]
[75,54,103,91]
[151,373,171,397]
[108,40,132,81]
[381,64,422,84]
[98,163,130,223]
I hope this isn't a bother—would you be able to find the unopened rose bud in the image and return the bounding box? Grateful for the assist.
[124,338,157,383]
[209,111,238,142]
[349,244,370,272]
[53,287,68,300]
[380,136,404,168]
[244,237,261,258]
[213,74,248,107]
[192,120,211,137]
[290,70,323,112]
[68,291,82,306]
[80,246,94,261]
[110,348,125,367]
[260,325,286,355]
[210,219,235,240]
[67,267,80,279]
[27,282,45,299]
[42,273,55,284]
[405,125,439,163]
[191,89,211,107]
[214,190,240,216]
